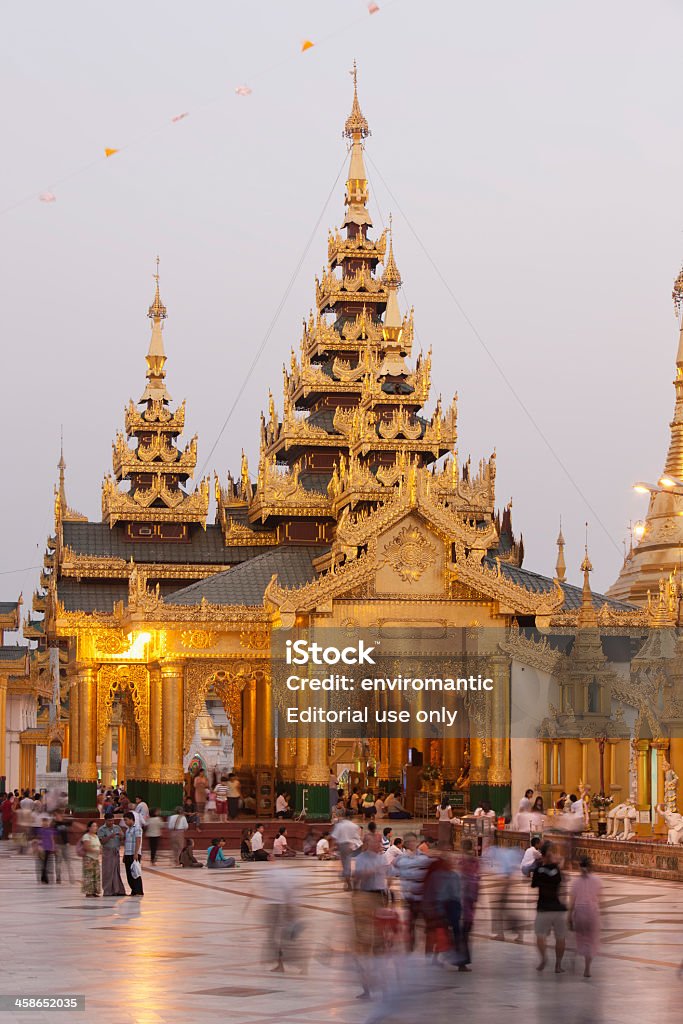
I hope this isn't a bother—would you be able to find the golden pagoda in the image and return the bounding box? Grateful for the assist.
[28,71,659,818]
[609,265,683,603]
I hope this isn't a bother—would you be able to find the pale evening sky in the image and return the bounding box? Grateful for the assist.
[1,0,682,609]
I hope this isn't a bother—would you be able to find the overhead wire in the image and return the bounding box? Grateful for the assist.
[366,151,622,556]
[195,151,348,481]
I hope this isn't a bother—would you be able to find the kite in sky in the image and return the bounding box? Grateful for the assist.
[104,148,119,158]
[368,2,380,12]
[171,112,189,123]
[235,85,252,96]
[39,192,56,203]
[301,40,314,52]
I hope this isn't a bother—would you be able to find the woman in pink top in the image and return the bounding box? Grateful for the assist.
[569,856,602,977]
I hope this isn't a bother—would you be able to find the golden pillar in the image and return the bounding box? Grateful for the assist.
[101,726,114,788]
[388,686,409,781]
[241,680,256,768]
[488,658,511,790]
[78,666,98,782]
[653,740,669,834]
[160,663,184,787]
[68,675,80,779]
[0,678,6,783]
[20,744,36,792]
[469,737,487,785]
[278,730,297,782]
[117,723,127,786]
[255,672,274,768]
[148,666,162,784]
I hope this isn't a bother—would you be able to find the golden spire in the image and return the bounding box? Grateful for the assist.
[663,262,683,478]
[381,216,405,356]
[57,427,67,515]
[343,60,370,140]
[555,517,566,582]
[382,215,402,290]
[578,526,597,626]
[342,62,371,228]
[140,258,172,404]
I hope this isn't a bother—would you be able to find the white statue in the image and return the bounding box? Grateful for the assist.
[656,803,683,846]
[603,801,637,841]
[663,759,679,814]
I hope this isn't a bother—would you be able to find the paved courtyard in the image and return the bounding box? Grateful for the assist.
[2,846,683,1024]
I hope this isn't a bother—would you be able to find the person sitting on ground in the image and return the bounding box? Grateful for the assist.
[374,792,386,818]
[348,788,360,816]
[250,823,270,861]
[183,797,200,828]
[362,789,377,819]
[275,792,292,819]
[273,825,296,858]
[385,835,404,870]
[385,790,411,820]
[316,832,331,860]
[303,828,317,856]
[332,796,346,822]
[381,826,393,853]
[206,837,235,869]
[179,838,203,868]
[241,828,255,861]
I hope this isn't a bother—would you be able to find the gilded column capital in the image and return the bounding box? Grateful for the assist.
[160,662,184,680]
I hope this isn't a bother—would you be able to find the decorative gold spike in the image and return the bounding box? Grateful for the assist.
[343,60,370,139]
[148,256,167,320]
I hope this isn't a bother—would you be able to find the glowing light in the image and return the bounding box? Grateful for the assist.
[633,483,651,494]
[123,631,152,658]
[660,476,676,488]
[633,522,646,540]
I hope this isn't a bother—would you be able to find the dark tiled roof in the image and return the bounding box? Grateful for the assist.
[307,409,337,433]
[169,545,328,607]
[62,522,262,566]
[57,578,186,614]
[0,645,27,662]
[0,602,19,615]
[482,558,636,612]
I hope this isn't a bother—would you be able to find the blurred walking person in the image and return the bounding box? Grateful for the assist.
[81,820,101,897]
[458,838,480,970]
[531,841,566,973]
[122,811,144,896]
[146,808,163,865]
[167,806,188,866]
[569,856,602,978]
[53,811,74,883]
[37,815,56,884]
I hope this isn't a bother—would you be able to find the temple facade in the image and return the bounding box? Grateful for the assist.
[17,74,683,828]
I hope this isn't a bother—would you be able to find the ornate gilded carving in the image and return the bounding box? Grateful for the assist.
[240,628,269,650]
[180,629,216,650]
[97,664,150,755]
[382,525,437,583]
[183,659,266,755]
[95,630,130,655]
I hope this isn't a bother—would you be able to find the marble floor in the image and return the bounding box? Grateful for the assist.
[2,843,683,1024]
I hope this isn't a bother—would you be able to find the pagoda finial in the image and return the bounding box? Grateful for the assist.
[57,427,67,515]
[148,255,167,321]
[382,215,402,290]
[555,516,566,582]
[140,258,171,404]
[343,60,370,139]
[578,523,597,626]
[342,64,372,228]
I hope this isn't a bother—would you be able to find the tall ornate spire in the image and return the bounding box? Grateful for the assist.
[664,264,683,478]
[578,532,597,626]
[555,518,566,582]
[141,257,171,404]
[342,62,371,228]
[101,263,209,531]
[57,428,67,516]
[609,264,683,603]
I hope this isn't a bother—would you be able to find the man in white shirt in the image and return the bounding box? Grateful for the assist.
[384,836,404,869]
[251,823,269,861]
[331,816,362,888]
[167,807,188,866]
[275,793,292,819]
[316,833,331,860]
[134,796,150,827]
[520,836,542,877]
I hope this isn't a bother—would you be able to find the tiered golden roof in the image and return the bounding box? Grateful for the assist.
[101,264,209,529]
